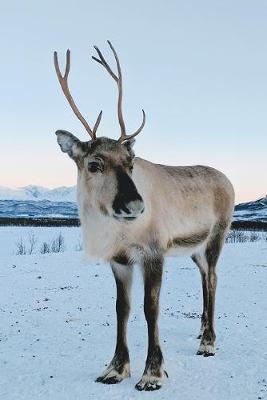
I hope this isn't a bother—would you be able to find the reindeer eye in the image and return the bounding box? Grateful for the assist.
[88,162,102,173]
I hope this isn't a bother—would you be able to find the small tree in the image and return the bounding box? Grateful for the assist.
[50,232,65,253]
[16,238,26,255]
[40,242,50,254]
[28,232,37,255]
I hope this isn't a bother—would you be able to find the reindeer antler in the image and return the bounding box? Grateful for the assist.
[54,49,102,141]
[92,40,146,142]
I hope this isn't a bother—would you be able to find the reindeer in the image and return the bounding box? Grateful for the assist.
[54,41,235,391]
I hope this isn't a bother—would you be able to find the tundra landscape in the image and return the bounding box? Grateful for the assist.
[1,2,267,399]
[0,224,267,399]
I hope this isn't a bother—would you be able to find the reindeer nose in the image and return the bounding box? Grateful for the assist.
[113,193,145,220]
[126,199,145,216]
[112,168,145,220]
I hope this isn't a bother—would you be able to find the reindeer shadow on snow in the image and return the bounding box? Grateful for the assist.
[54,41,235,391]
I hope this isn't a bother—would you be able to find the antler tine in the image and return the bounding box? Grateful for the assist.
[64,49,70,78]
[118,109,146,143]
[92,44,126,135]
[54,50,102,141]
[106,41,126,136]
[92,110,103,137]
[92,46,118,82]
[92,41,146,142]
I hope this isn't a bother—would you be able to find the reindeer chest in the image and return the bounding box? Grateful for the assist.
[79,211,126,260]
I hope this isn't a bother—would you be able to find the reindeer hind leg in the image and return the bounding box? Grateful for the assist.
[191,253,209,340]
[195,221,229,357]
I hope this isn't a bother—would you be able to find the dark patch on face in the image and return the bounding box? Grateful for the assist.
[99,203,108,216]
[113,251,133,266]
[167,230,210,249]
[112,167,143,215]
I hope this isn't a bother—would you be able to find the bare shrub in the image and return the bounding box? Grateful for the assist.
[226,231,248,243]
[15,232,66,255]
[40,233,65,254]
[28,232,37,255]
[16,238,27,255]
[15,232,37,255]
[226,230,263,244]
[249,232,261,242]
[50,232,65,253]
[40,242,50,254]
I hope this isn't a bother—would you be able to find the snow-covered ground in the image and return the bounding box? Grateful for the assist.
[0,226,267,400]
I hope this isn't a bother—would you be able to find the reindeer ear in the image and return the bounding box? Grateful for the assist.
[55,130,89,160]
[123,138,135,158]
[123,138,135,149]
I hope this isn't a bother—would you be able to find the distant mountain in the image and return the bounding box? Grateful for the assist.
[0,185,76,202]
[0,200,78,219]
[234,196,267,222]
[0,186,266,223]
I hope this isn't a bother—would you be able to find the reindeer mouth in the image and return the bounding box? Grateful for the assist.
[113,207,144,222]
[112,199,145,222]
[124,216,137,220]
[113,215,137,222]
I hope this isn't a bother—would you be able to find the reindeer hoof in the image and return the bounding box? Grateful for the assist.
[95,363,130,384]
[95,375,122,384]
[135,370,168,391]
[135,379,162,391]
[196,343,215,357]
[196,350,215,357]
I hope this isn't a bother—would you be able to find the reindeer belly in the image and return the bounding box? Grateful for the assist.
[165,228,210,256]
[157,200,215,256]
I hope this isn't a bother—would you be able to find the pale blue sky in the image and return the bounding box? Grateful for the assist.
[0,0,266,203]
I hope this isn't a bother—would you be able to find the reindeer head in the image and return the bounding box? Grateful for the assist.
[54,41,145,221]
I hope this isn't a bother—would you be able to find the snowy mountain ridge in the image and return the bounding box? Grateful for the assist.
[0,185,76,202]
[0,186,266,222]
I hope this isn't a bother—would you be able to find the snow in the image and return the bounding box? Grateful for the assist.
[0,226,267,399]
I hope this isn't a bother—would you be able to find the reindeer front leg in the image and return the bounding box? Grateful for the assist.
[96,260,132,384]
[135,255,167,391]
